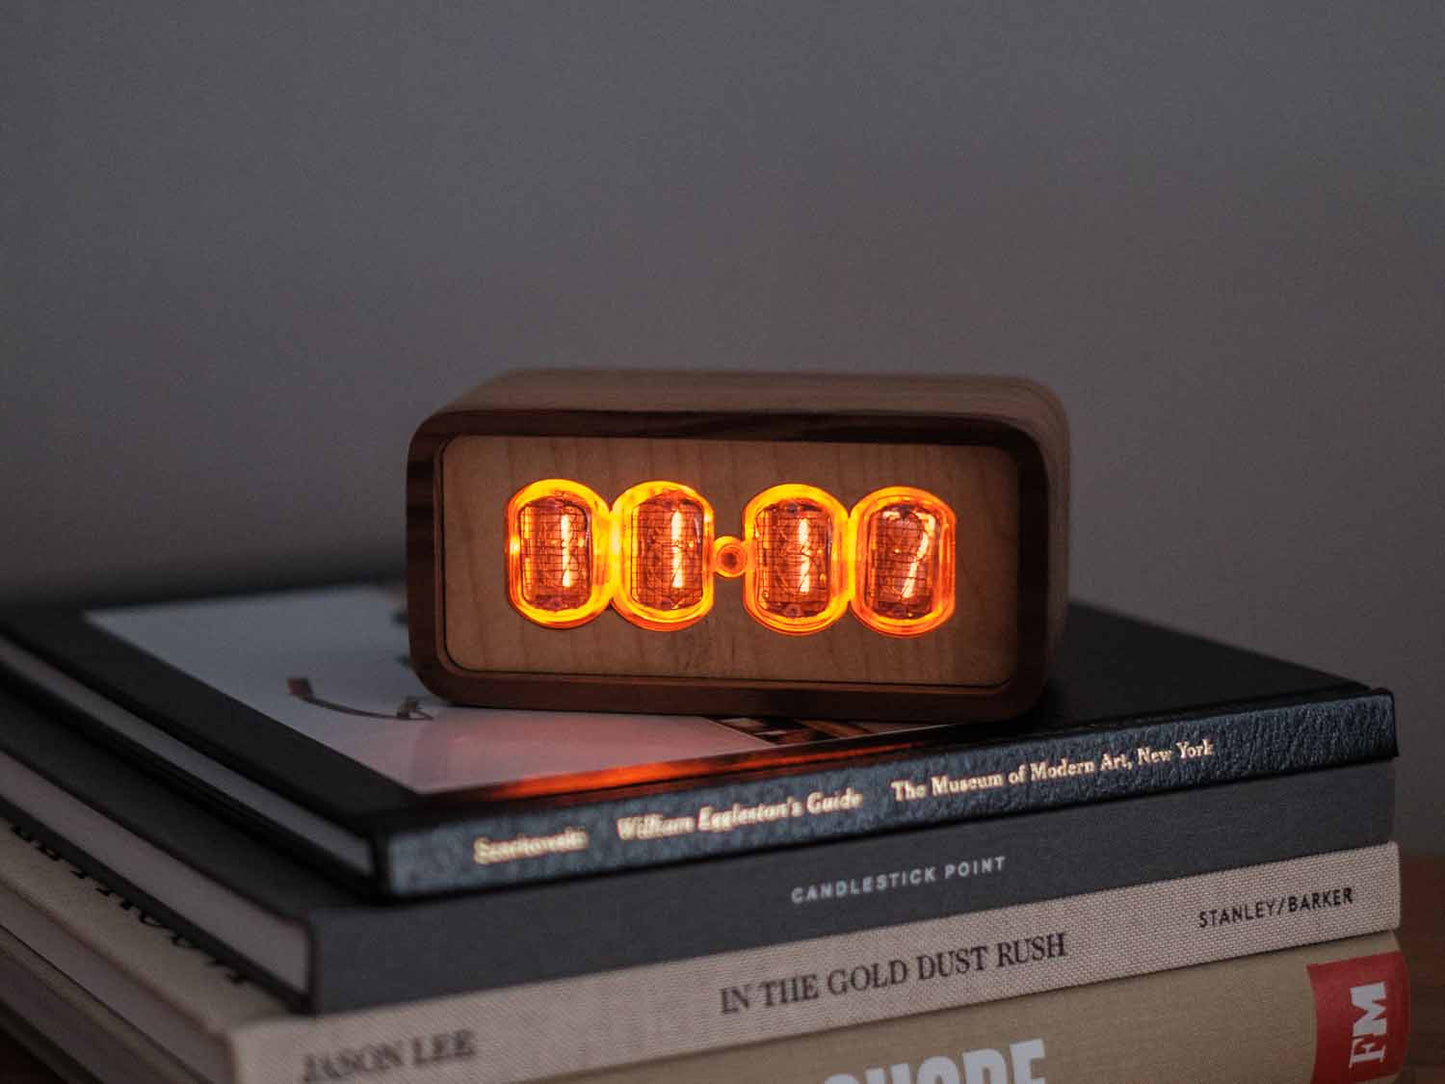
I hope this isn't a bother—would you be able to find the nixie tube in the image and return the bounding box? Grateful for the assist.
[505,480,611,628]
[742,484,850,635]
[611,482,715,630]
[849,486,956,637]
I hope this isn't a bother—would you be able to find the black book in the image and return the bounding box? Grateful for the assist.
[0,680,1396,1013]
[0,584,1395,898]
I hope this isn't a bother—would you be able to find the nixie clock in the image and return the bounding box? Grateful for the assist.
[408,371,1069,721]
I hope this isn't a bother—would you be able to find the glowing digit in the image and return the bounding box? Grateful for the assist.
[742,484,850,635]
[611,481,715,630]
[505,480,611,628]
[849,486,956,636]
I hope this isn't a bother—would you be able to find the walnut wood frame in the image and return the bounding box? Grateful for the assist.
[408,376,1066,723]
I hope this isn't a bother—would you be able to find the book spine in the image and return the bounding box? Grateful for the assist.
[233,845,1401,1084]
[580,932,1410,1084]
[387,691,1395,894]
[323,760,1396,1010]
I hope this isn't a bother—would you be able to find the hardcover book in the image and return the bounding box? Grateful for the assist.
[0,584,1396,897]
[0,681,1397,1012]
[0,813,1404,1083]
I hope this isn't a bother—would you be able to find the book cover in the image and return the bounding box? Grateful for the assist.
[0,584,1396,897]
[0,813,1404,1083]
[0,680,1396,1012]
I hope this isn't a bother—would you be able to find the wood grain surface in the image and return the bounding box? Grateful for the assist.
[438,369,1072,659]
[440,434,1019,684]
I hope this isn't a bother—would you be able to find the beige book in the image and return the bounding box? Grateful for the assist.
[0,819,1401,1084]
[572,932,1406,1084]
[0,917,1405,1084]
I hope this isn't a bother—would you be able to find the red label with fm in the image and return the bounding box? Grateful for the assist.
[1307,950,1410,1083]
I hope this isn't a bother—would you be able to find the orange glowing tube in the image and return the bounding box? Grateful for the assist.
[505,480,611,628]
[742,484,850,635]
[505,478,958,637]
[849,486,956,637]
[611,481,715,630]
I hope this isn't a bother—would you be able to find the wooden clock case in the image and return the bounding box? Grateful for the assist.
[407,370,1068,722]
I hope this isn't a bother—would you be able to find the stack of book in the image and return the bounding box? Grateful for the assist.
[0,583,1408,1083]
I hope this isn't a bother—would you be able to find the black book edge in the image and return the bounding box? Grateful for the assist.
[0,635,379,894]
[0,607,412,822]
[0,794,310,1012]
[0,682,1398,1013]
[381,686,1398,894]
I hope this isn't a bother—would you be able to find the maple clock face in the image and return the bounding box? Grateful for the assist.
[407,371,1068,722]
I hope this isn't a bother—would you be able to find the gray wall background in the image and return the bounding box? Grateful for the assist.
[3,5,1441,851]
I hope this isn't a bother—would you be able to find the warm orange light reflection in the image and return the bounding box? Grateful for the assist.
[505,480,611,628]
[849,486,956,637]
[743,484,850,635]
[504,480,957,636]
[611,482,714,630]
